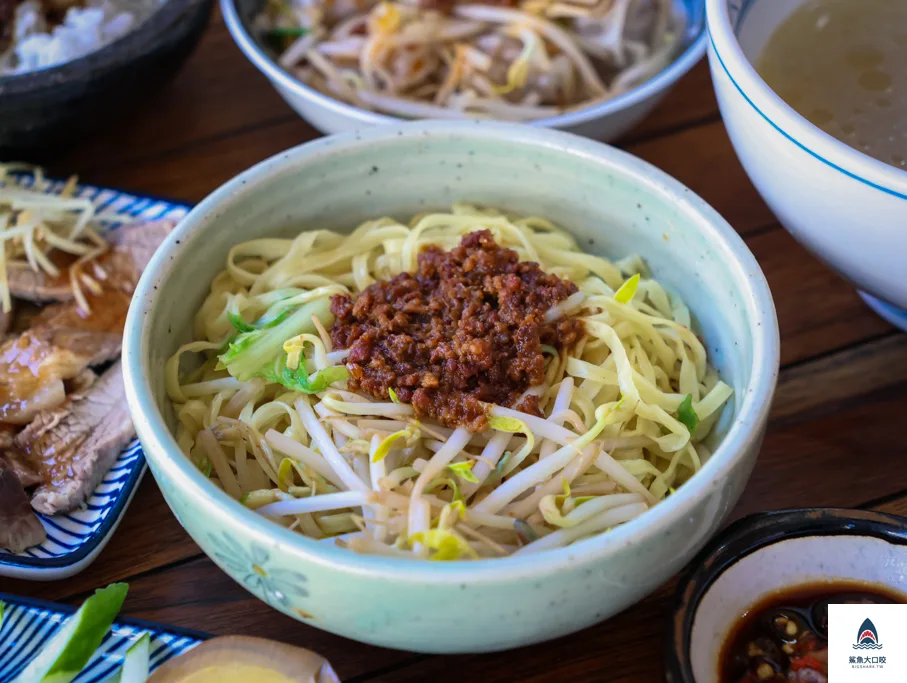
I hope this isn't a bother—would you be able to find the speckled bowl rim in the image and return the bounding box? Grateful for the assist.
[0,0,211,96]
[123,120,780,582]
[665,507,907,683]
[705,0,907,198]
[219,0,707,130]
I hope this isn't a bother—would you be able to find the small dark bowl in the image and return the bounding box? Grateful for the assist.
[665,508,907,683]
[0,0,213,154]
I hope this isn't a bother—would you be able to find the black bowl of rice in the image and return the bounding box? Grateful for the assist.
[0,0,213,153]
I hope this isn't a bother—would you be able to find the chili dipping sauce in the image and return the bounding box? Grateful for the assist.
[720,581,906,683]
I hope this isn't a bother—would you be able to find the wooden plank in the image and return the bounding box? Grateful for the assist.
[47,10,310,177]
[1,477,195,599]
[750,229,893,366]
[621,61,719,143]
[771,334,907,426]
[51,117,775,249]
[735,335,907,516]
[42,24,716,178]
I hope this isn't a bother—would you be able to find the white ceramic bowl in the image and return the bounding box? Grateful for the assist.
[123,121,779,653]
[220,0,706,141]
[706,0,907,331]
[667,509,907,683]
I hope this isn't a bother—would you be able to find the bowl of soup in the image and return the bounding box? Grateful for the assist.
[705,0,907,331]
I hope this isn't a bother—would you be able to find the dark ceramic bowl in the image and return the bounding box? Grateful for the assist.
[666,508,907,683]
[0,0,213,154]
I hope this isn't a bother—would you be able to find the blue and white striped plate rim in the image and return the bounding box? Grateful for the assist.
[0,593,207,682]
[0,175,191,578]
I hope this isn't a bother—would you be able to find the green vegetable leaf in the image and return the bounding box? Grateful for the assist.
[488,417,535,475]
[677,394,700,433]
[410,529,477,561]
[278,458,295,491]
[614,273,640,304]
[115,633,150,683]
[264,26,308,51]
[262,356,350,395]
[486,451,511,485]
[371,429,411,463]
[20,583,128,683]
[423,477,463,503]
[227,311,256,334]
[267,26,308,38]
[447,461,479,483]
[193,455,212,478]
[220,299,331,383]
[229,304,298,335]
[388,387,400,404]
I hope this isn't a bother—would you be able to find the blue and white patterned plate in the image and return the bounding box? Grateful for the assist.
[0,176,190,580]
[0,593,206,682]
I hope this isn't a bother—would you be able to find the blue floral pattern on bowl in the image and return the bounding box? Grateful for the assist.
[207,532,310,612]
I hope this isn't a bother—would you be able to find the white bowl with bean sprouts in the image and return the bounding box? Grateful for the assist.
[220,0,706,139]
[123,121,778,653]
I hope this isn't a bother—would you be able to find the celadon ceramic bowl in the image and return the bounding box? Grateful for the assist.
[123,121,779,653]
[706,0,907,331]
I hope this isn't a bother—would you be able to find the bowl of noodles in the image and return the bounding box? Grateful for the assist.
[220,0,706,138]
[123,121,779,653]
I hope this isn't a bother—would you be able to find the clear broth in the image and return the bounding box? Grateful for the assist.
[757,0,907,170]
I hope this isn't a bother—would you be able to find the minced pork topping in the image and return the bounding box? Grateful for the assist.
[330,230,584,431]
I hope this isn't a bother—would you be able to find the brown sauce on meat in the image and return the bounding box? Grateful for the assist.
[0,334,78,423]
[720,581,906,683]
[32,288,131,334]
[330,230,584,430]
[0,289,129,424]
[24,248,139,296]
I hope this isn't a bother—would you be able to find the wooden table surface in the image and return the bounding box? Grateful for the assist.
[8,11,907,681]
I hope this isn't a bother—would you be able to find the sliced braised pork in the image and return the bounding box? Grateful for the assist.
[6,262,72,302]
[5,219,175,303]
[107,219,176,278]
[0,464,46,552]
[15,362,135,515]
[0,293,127,424]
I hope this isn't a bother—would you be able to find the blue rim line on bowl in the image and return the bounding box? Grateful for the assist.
[707,34,907,201]
[0,177,191,579]
[707,0,907,200]
[859,292,907,332]
[220,0,707,130]
[665,508,907,683]
[124,120,780,581]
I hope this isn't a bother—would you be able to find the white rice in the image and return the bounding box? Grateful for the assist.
[0,0,164,76]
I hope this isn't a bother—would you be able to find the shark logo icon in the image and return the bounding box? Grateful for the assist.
[854,618,883,650]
